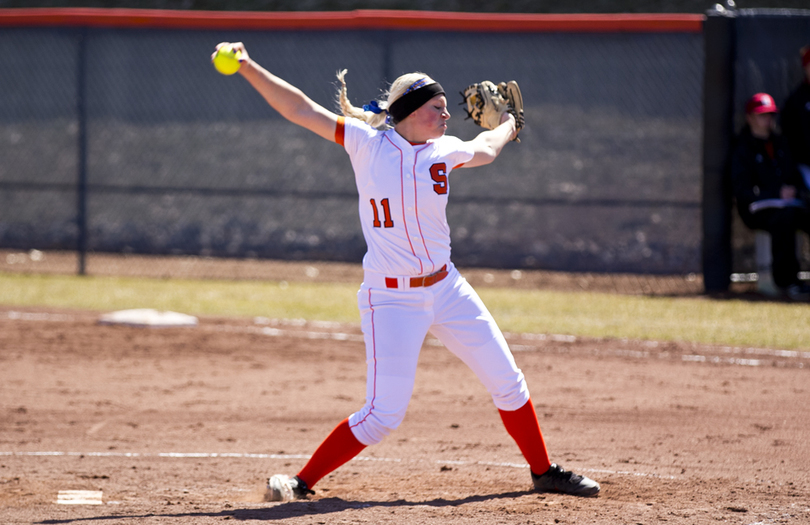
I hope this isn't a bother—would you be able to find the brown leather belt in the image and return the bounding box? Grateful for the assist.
[385,265,448,289]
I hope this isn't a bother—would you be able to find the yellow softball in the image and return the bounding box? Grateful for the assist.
[213,45,242,76]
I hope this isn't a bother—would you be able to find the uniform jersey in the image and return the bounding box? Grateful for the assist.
[336,116,475,277]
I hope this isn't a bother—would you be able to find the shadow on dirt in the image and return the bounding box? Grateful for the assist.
[37,491,533,523]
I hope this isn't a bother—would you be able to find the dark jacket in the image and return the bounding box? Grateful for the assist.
[730,126,805,227]
[781,81,810,167]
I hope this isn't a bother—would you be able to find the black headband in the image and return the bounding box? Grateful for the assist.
[388,82,446,124]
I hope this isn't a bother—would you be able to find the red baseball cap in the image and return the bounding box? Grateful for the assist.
[745,93,778,114]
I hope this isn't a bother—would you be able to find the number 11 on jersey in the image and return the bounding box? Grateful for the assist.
[370,198,394,228]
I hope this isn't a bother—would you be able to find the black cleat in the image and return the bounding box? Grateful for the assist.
[531,463,600,497]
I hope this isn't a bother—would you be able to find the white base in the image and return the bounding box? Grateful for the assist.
[57,490,103,505]
[98,308,198,328]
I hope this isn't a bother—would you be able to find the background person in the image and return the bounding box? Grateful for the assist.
[781,45,810,186]
[731,92,810,300]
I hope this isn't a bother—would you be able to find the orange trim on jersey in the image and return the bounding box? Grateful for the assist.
[453,163,465,170]
[0,8,704,33]
[335,116,345,147]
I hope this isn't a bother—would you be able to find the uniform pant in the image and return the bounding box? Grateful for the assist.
[744,207,810,288]
[348,262,530,446]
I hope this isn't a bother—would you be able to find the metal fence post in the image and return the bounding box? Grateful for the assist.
[76,27,88,276]
[701,10,736,292]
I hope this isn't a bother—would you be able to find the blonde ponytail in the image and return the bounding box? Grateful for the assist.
[336,69,390,129]
[336,69,437,129]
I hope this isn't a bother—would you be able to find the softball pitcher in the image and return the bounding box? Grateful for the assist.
[213,42,600,500]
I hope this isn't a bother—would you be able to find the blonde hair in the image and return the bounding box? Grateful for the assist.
[336,69,434,129]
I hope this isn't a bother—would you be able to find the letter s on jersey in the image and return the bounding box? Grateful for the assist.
[430,163,448,195]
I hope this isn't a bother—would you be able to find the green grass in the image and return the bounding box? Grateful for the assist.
[2,272,809,350]
[480,288,810,350]
[0,273,361,324]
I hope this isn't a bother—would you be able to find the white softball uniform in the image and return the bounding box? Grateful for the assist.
[336,117,530,446]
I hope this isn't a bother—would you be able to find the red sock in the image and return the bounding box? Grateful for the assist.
[297,418,366,489]
[498,398,551,475]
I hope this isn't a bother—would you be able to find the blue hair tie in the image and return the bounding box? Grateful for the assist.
[363,100,383,114]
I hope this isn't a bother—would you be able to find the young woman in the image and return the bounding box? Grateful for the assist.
[213,42,600,500]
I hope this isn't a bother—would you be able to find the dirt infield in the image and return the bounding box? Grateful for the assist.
[2,297,809,524]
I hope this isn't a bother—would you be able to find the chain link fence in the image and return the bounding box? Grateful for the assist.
[1,16,705,280]
[731,10,810,279]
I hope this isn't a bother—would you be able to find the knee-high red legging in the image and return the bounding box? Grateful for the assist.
[498,398,551,475]
[297,398,550,489]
